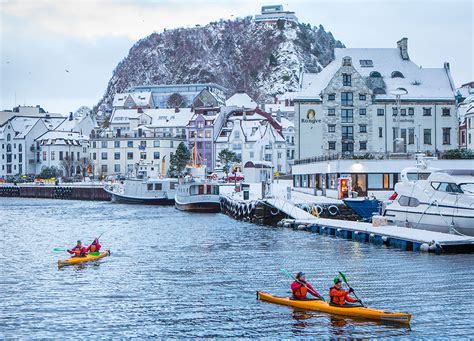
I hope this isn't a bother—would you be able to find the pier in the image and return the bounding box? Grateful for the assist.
[0,184,111,201]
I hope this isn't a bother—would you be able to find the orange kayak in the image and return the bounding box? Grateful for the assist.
[257,291,411,324]
[58,250,110,269]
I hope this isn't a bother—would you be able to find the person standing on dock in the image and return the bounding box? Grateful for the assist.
[291,272,323,300]
[329,277,359,306]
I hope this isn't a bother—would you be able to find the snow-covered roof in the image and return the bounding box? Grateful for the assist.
[216,118,285,143]
[130,92,152,107]
[266,103,295,113]
[296,48,455,101]
[278,117,294,130]
[36,130,89,144]
[111,108,194,128]
[226,92,258,109]
[113,93,130,107]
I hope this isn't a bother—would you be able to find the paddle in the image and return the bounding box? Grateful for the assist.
[338,271,364,307]
[52,247,66,252]
[280,268,325,301]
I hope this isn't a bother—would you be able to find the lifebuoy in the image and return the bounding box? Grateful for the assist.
[211,173,218,180]
[328,205,339,216]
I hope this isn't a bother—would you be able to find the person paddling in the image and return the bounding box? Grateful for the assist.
[67,240,87,258]
[87,238,101,254]
[329,277,359,306]
[291,272,323,300]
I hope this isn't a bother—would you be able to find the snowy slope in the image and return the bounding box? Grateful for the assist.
[96,18,344,112]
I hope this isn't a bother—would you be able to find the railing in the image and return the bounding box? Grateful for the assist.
[293,154,341,165]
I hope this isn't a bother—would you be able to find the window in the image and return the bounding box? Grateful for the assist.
[101,152,108,160]
[234,131,240,138]
[154,152,160,159]
[328,93,336,101]
[59,151,63,160]
[51,151,55,160]
[398,196,419,207]
[368,174,384,189]
[408,107,414,116]
[442,108,451,116]
[342,126,354,139]
[140,141,146,147]
[328,141,336,150]
[392,108,398,116]
[359,125,367,133]
[101,141,107,148]
[424,129,431,145]
[127,152,133,160]
[114,164,120,173]
[154,140,160,147]
[170,141,174,148]
[341,109,353,123]
[249,151,254,158]
[43,151,47,161]
[328,108,336,116]
[154,183,162,191]
[391,71,404,78]
[127,141,133,148]
[277,152,282,159]
[377,109,384,116]
[140,152,146,160]
[359,60,373,67]
[328,125,336,133]
[408,128,415,145]
[101,165,108,173]
[343,74,351,86]
[359,94,366,101]
[205,131,211,138]
[359,108,366,115]
[369,71,382,78]
[379,127,383,137]
[360,141,367,150]
[423,108,432,116]
[92,141,96,148]
[341,92,353,106]
[147,183,153,191]
[92,152,96,160]
[342,142,354,153]
[442,128,451,145]
[401,108,407,116]
[114,141,120,148]
[114,152,120,160]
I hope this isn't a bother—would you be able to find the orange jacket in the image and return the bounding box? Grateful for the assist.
[329,286,357,305]
[291,280,320,298]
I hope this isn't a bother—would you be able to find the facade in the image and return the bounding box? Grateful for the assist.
[465,101,474,151]
[294,38,459,160]
[278,116,295,171]
[90,108,194,177]
[456,83,474,151]
[128,83,226,108]
[214,109,288,174]
[254,5,298,24]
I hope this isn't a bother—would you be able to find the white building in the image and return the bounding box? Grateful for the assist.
[456,82,474,151]
[294,38,459,160]
[254,5,298,24]
[0,105,63,126]
[215,109,288,174]
[90,108,194,177]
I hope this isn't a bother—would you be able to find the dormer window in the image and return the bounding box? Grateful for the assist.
[342,56,352,66]
[391,71,404,78]
[370,71,382,78]
[360,60,373,67]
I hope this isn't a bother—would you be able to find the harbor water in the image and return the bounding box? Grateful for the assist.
[1,198,473,338]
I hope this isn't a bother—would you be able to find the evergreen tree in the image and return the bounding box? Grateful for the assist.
[169,142,191,177]
[218,149,237,178]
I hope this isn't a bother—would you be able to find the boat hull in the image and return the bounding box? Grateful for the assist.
[257,291,411,324]
[175,200,221,213]
[58,250,110,269]
[344,198,381,221]
[110,192,175,205]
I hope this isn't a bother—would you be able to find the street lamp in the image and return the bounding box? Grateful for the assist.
[389,88,408,153]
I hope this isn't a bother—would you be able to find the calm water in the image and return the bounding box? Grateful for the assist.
[1,198,473,338]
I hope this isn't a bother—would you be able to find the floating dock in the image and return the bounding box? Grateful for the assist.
[0,184,111,201]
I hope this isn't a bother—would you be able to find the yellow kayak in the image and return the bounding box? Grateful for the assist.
[58,250,110,269]
[257,292,411,324]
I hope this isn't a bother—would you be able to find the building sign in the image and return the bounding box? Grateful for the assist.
[301,109,322,124]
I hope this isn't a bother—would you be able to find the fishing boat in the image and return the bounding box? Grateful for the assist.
[105,178,178,205]
[383,169,474,236]
[174,144,221,213]
[257,292,411,324]
[104,159,178,205]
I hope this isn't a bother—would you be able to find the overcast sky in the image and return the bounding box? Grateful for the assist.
[0,0,472,114]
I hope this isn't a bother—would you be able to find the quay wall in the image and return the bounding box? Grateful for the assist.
[0,185,111,201]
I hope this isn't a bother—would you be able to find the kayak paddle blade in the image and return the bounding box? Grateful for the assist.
[338,271,348,284]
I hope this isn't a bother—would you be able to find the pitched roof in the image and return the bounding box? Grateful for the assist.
[297,48,455,101]
[226,92,258,109]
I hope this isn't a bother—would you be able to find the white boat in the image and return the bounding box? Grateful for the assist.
[174,146,221,213]
[105,177,178,205]
[383,169,474,236]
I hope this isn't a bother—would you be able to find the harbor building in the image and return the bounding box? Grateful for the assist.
[456,82,474,151]
[294,38,459,159]
[254,5,298,24]
[90,108,193,177]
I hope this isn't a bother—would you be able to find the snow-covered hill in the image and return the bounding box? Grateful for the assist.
[96,18,344,111]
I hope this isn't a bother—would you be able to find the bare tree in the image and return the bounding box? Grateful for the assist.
[167,93,186,108]
[60,155,74,178]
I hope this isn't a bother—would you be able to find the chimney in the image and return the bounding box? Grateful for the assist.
[69,112,73,121]
[397,37,409,60]
[175,107,180,113]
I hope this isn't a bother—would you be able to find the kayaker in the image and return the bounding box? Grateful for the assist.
[329,277,359,306]
[87,238,101,253]
[67,240,87,257]
[291,272,322,300]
